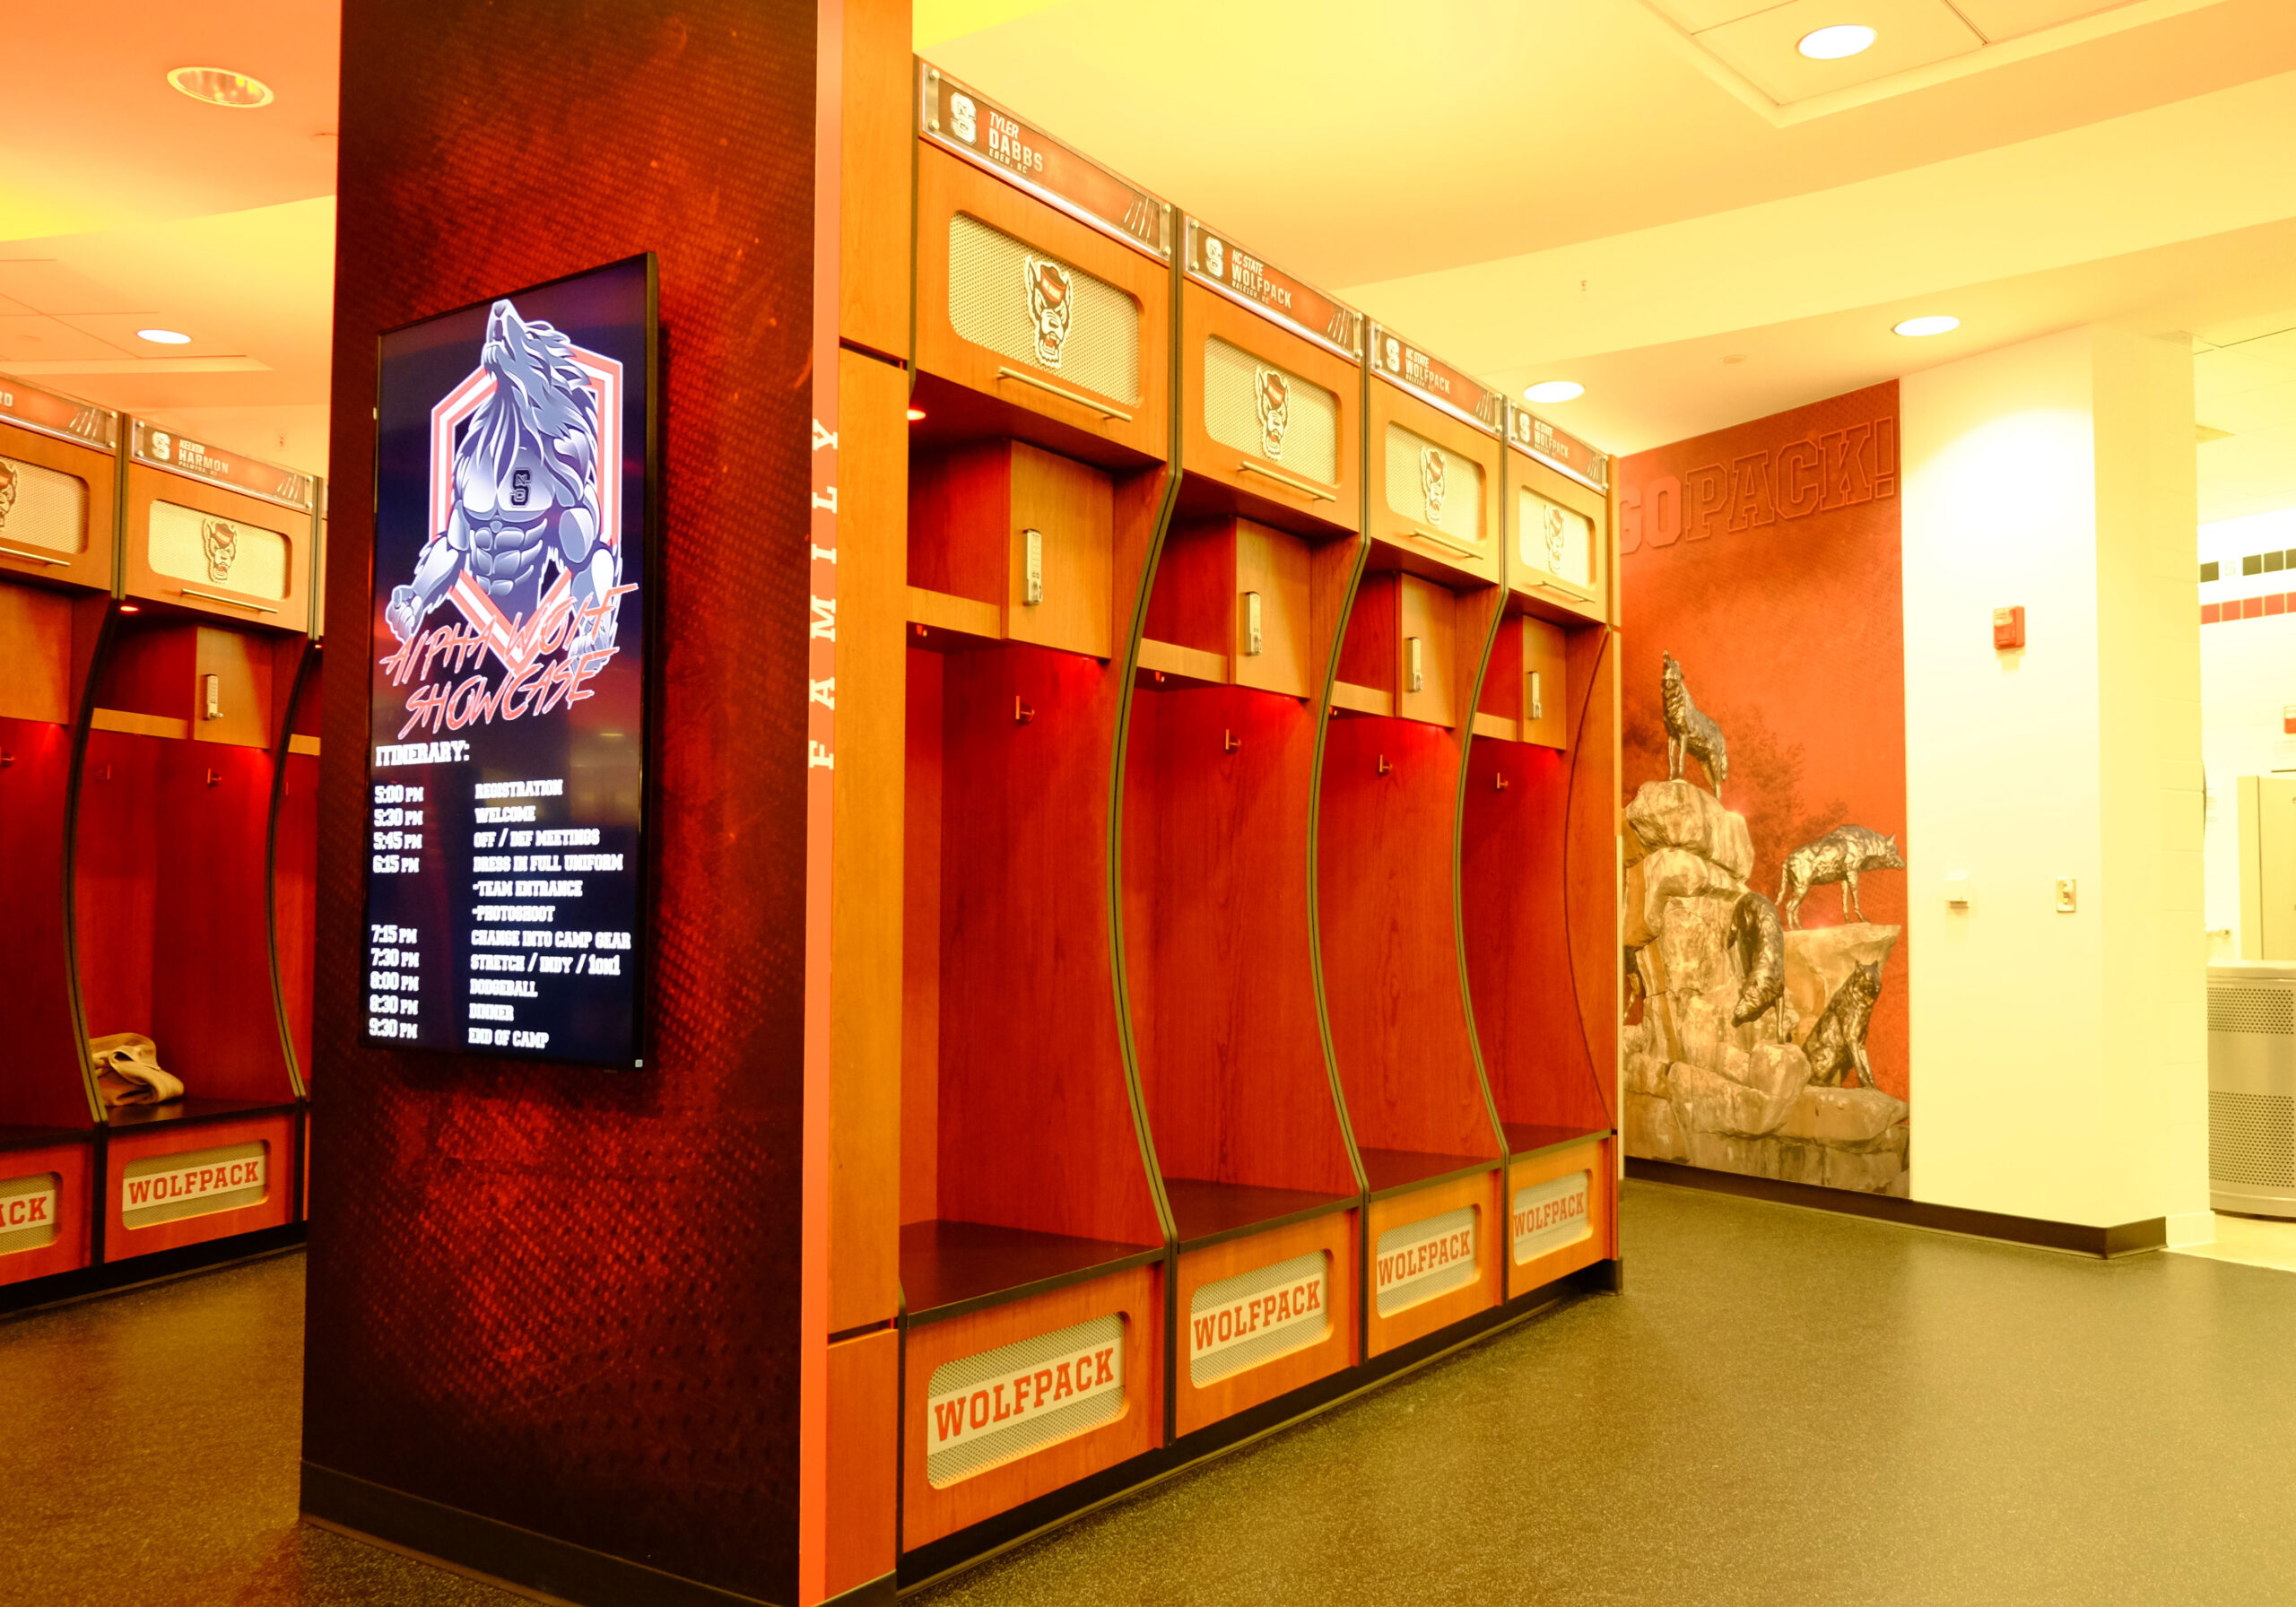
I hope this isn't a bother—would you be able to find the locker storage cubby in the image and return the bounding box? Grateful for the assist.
[1461,432,1622,1302]
[1120,235,1369,1432]
[66,421,314,1264]
[898,71,1171,1555]
[1315,337,1513,1358]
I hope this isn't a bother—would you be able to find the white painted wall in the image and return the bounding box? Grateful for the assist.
[1901,326,2206,1232]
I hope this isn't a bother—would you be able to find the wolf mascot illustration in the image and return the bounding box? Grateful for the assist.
[1803,961,1884,1090]
[386,299,617,656]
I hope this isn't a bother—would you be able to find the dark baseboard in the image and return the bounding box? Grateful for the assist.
[0,1224,307,1319]
[823,1571,895,1607]
[899,1257,1620,1589]
[1627,1159,2168,1258]
[301,1463,786,1607]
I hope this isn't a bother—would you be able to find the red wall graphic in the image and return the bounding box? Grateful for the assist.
[1618,382,1909,1184]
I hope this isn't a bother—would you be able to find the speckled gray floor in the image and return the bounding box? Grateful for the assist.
[6,1184,2295,1606]
[917,1180,2296,1607]
[0,1251,517,1607]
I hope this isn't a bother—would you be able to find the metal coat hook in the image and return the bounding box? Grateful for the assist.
[1376,753,1391,777]
[1494,771,1509,792]
[205,769,222,787]
[1014,698,1034,725]
[0,751,13,769]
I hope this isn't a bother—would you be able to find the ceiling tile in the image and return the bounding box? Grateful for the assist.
[0,258,147,316]
[50,312,246,360]
[2231,327,2296,373]
[1646,0,1792,30]
[1952,1,2139,45]
[2195,383,2296,439]
[2194,347,2292,404]
[0,314,133,363]
[1695,0,1984,103]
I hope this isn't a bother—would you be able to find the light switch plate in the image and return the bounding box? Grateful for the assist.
[1944,872,1970,908]
[2055,877,2077,914]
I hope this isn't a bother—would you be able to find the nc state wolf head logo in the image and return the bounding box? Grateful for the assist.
[1255,367,1290,460]
[1024,255,1074,369]
[200,518,239,582]
[1543,503,1569,575]
[950,91,978,143]
[1419,446,1447,526]
[0,461,16,530]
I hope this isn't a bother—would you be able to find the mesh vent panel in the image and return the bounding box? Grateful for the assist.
[2211,1090,2296,1187]
[2209,986,2295,1035]
[1374,1204,1478,1317]
[1203,338,1336,485]
[947,214,1139,404]
[0,1169,60,1255]
[0,454,88,553]
[924,1313,1124,1488]
[149,500,290,599]
[119,1142,268,1229]
[1384,423,1483,548]
[1187,1250,1329,1386]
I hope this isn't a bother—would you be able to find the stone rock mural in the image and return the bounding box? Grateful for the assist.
[1621,777,1909,1195]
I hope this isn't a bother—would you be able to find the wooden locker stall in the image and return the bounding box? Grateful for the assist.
[1124,218,1366,1439]
[1464,404,1623,1302]
[1318,326,1509,1359]
[0,378,118,1291]
[898,65,1173,1559]
[74,421,314,1264]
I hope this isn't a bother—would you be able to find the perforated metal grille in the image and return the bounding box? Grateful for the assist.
[1203,338,1336,485]
[947,213,1140,404]
[2209,986,2295,1035]
[2211,1090,2296,1187]
[149,500,290,599]
[119,1141,267,1229]
[924,1313,1124,1488]
[1374,1204,1478,1317]
[0,1169,60,1255]
[1384,423,1483,548]
[1188,1250,1328,1387]
[0,454,88,553]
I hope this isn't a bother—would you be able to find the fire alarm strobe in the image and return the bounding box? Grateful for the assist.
[1993,605,2025,651]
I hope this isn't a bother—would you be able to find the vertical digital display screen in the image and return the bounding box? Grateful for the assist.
[361,256,656,1068]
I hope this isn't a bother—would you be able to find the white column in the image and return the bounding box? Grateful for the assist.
[1900,326,2206,1235]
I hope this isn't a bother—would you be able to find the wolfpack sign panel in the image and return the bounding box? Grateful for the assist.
[363,256,657,1068]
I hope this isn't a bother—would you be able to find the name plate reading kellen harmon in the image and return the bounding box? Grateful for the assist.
[1375,1207,1478,1317]
[362,255,657,1069]
[925,1315,1125,1488]
[1188,1252,1330,1387]
[120,1144,266,1229]
[0,1172,61,1254]
[1512,1171,1592,1266]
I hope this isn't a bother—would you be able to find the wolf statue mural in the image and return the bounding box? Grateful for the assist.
[385,299,619,656]
[1622,651,1910,1194]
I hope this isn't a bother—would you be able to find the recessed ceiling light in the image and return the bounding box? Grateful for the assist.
[167,66,274,109]
[1892,315,1961,338]
[137,328,192,345]
[1524,380,1584,404]
[1798,24,1877,60]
